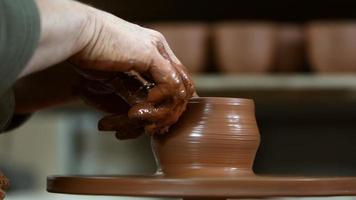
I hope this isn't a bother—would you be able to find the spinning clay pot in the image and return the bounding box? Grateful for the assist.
[152,97,260,177]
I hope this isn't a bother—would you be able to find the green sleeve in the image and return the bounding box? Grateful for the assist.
[0,0,40,132]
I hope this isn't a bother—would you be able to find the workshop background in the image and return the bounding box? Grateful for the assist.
[2,0,356,199]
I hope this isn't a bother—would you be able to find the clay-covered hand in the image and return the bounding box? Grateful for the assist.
[71,8,196,135]
[18,0,195,136]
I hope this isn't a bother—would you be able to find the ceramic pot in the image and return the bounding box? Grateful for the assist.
[147,23,209,74]
[307,21,356,73]
[213,22,277,73]
[274,24,305,72]
[152,97,260,177]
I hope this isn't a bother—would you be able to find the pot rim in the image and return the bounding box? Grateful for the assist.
[189,97,254,105]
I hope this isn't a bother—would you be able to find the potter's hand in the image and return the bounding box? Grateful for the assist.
[20,0,196,135]
[71,7,196,134]
[76,74,143,139]
[71,9,194,133]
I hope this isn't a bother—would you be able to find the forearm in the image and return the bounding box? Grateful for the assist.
[20,0,93,77]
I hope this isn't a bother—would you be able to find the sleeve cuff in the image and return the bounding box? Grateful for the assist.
[0,0,41,96]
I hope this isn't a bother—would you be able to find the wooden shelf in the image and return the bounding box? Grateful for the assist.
[193,74,356,102]
[193,74,356,91]
[51,74,356,112]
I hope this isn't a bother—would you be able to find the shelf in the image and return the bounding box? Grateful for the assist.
[52,74,356,112]
[193,74,356,91]
[193,74,356,102]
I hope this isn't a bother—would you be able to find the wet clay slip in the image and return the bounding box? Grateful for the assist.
[47,97,356,199]
[78,62,195,137]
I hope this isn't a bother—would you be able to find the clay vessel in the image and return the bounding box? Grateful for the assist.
[213,22,276,74]
[307,21,356,73]
[274,24,305,72]
[152,97,260,177]
[147,23,209,74]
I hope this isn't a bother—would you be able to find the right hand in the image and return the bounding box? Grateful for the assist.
[24,0,196,136]
[71,7,196,135]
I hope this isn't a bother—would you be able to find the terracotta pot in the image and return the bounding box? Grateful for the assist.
[307,21,356,73]
[147,23,209,74]
[152,97,260,177]
[274,24,305,72]
[213,22,277,73]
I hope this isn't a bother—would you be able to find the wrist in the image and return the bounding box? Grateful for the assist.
[21,0,96,77]
[36,0,93,52]
[73,3,101,56]
[69,1,98,55]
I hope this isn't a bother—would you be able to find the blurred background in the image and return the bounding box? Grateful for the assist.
[2,0,356,199]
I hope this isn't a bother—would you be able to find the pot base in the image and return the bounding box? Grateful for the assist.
[47,175,356,198]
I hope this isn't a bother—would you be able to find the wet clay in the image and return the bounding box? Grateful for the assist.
[76,41,195,138]
[47,97,356,198]
[152,97,260,177]
[0,172,9,200]
[78,63,194,138]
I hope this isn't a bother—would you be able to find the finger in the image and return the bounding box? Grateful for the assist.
[127,44,190,133]
[158,39,197,98]
[98,114,144,139]
[171,62,196,98]
[78,80,130,114]
[129,98,188,134]
[153,40,192,100]
[159,41,196,98]
[144,99,188,134]
[108,72,151,105]
[159,37,182,65]
[147,83,177,103]
[146,52,186,103]
[128,102,171,122]
[128,101,175,135]
[98,114,143,131]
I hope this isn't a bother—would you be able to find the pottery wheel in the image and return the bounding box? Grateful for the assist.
[47,98,356,199]
[47,175,356,199]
